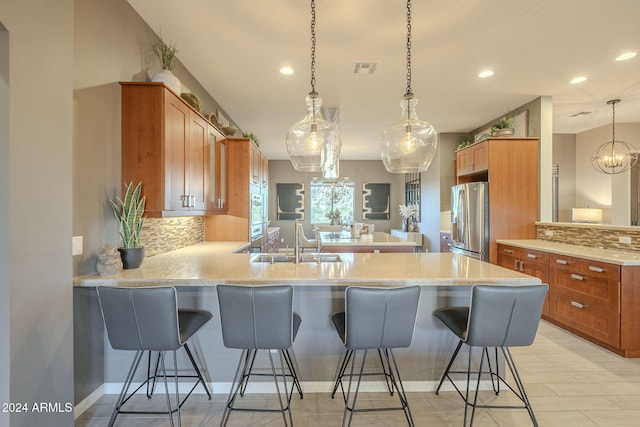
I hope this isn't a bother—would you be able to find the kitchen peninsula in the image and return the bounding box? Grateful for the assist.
[317,231,418,253]
[74,243,541,405]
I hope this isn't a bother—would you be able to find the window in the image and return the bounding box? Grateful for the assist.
[310,181,355,225]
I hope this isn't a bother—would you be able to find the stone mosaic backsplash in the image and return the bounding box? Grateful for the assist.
[536,223,640,252]
[140,216,205,257]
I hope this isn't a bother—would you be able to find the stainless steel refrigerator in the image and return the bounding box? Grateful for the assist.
[450,182,489,261]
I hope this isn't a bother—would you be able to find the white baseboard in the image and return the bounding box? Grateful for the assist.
[73,385,104,420]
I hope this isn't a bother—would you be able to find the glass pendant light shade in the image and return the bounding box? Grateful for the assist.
[591,99,638,175]
[286,93,340,172]
[381,95,438,173]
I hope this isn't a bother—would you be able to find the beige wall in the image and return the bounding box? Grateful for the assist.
[0,21,9,411]
[0,0,75,425]
[552,133,576,222]
[574,122,640,225]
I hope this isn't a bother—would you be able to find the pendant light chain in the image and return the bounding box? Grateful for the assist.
[405,0,413,97]
[611,99,617,143]
[309,0,317,95]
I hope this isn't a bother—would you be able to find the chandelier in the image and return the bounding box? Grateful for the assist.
[591,99,638,174]
[380,0,438,173]
[286,0,341,172]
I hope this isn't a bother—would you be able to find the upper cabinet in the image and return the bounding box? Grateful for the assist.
[456,140,488,176]
[120,82,225,217]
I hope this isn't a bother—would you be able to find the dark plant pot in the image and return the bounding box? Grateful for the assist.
[118,247,145,269]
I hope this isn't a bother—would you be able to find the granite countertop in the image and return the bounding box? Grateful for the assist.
[496,239,640,266]
[74,242,540,287]
[318,231,417,247]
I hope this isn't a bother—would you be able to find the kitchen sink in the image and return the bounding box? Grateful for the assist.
[252,254,342,263]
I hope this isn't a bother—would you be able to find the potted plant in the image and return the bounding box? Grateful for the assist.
[399,203,417,232]
[491,116,514,137]
[109,181,146,269]
[150,33,181,94]
[242,132,260,147]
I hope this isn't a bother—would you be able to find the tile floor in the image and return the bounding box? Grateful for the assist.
[75,321,640,426]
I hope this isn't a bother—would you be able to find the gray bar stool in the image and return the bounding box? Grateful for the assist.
[216,284,303,427]
[331,285,421,427]
[433,284,548,426]
[96,285,212,427]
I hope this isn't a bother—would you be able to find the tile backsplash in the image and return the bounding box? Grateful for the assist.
[140,216,204,257]
[536,223,640,252]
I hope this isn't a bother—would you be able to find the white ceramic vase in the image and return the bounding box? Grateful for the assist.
[152,69,181,94]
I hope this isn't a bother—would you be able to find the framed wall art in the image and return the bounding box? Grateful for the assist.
[362,183,390,220]
[276,183,305,220]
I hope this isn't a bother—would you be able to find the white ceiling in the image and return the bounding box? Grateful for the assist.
[127,0,640,160]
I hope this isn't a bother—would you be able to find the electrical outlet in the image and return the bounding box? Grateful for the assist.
[545,230,553,237]
[619,236,632,244]
[72,236,83,256]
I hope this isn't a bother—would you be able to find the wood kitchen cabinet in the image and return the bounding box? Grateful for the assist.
[456,140,488,176]
[498,242,640,357]
[456,138,539,264]
[204,138,269,242]
[121,82,225,217]
[207,136,228,213]
[497,244,550,316]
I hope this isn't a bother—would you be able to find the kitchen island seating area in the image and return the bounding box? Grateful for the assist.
[434,284,549,427]
[216,284,303,427]
[96,285,213,427]
[331,285,422,427]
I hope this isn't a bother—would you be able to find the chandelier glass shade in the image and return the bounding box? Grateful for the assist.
[286,93,340,172]
[380,0,438,173]
[286,0,340,172]
[381,94,438,173]
[591,99,638,175]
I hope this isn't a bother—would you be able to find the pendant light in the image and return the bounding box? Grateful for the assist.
[591,99,638,174]
[381,0,438,173]
[286,0,341,172]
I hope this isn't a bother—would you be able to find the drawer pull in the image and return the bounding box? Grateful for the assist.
[570,301,585,309]
[571,274,584,281]
[527,253,537,259]
[504,249,514,254]
[589,266,605,273]
[556,259,568,265]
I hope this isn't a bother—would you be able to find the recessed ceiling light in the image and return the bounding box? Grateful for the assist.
[280,66,294,75]
[478,70,494,78]
[570,76,587,84]
[616,51,637,61]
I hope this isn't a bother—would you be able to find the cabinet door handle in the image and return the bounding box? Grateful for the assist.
[190,195,195,207]
[589,266,605,273]
[182,194,189,208]
[519,262,525,272]
[570,301,585,309]
[514,260,520,270]
[527,253,537,259]
[504,249,513,254]
[556,259,568,265]
[571,274,584,281]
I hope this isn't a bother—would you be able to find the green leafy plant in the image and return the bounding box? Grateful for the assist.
[151,34,178,71]
[109,182,146,248]
[457,135,472,150]
[491,116,514,133]
[242,132,259,146]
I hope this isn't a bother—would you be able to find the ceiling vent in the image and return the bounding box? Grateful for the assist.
[569,111,592,117]
[352,62,378,74]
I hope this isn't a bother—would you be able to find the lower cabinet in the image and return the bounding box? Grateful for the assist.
[498,243,640,357]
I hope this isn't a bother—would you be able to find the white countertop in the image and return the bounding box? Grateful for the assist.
[318,231,417,247]
[75,242,540,287]
[497,239,640,266]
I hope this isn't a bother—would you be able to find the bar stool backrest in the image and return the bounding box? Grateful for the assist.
[97,286,182,351]
[466,284,548,348]
[217,285,293,350]
[345,286,421,350]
